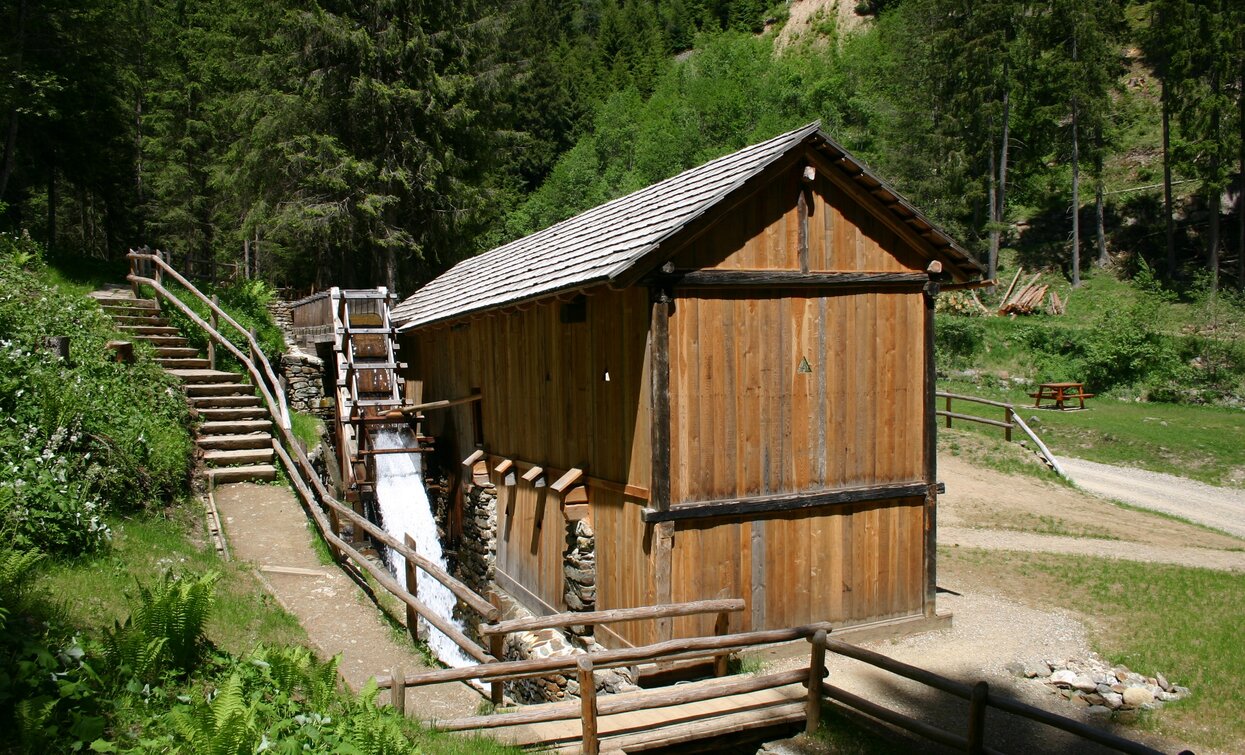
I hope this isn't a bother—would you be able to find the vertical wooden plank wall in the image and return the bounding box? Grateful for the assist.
[402,287,654,631]
[663,155,936,633]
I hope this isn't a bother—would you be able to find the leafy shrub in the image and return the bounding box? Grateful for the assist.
[156,278,286,373]
[0,236,193,553]
[935,315,985,369]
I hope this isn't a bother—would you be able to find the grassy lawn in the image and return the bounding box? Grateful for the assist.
[938,377,1245,488]
[35,503,307,655]
[945,548,1245,752]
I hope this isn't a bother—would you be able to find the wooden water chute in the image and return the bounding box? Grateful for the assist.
[326,287,435,504]
[391,122,986,649]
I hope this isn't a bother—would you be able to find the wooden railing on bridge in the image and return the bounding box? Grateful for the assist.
[936,391,1065,477]
[820,637,1185,755]
[126,250,499,666]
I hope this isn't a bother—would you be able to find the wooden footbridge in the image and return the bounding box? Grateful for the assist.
[118,251,1181,755]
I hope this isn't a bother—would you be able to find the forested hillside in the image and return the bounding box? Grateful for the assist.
[1,0,1242,297]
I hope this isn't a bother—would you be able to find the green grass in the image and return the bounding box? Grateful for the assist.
[291,411,325,449]
[811,703,910,754]
[937,426,1071,486]
[946,549,1245,751]
[35,505,307,655]
[938,378,1245,487]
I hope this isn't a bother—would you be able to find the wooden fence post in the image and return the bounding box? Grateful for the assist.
[967,680,989,754]
[805,629,827,735]
[578,656,599,755]
[208,295,219,370]
[944,395,952,428]
[1004,407,1013,442]
[404,534,419,642]
[390,666,405,717]
[489,592,505,706]
[713,611,730,677]
[129,252,140,298]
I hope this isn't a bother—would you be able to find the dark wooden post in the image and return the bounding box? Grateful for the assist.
[577,656,599,755]
[944,394,952,428]
[805,629,827,735]
[129,252,141,298]
[489,592,505,706]
[967,680,989,754]
[713,611,730,677]
[390,666,405,717]
[208,295,219,370]
[404,534,419,641]
[650,286,675,645]
[923,278,940,617]
[1004,406,1013,442]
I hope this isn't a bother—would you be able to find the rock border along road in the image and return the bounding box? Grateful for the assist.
[1059,456,1245,539]
[213,482,480,720]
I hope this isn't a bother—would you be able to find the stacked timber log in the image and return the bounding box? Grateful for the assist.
[996,268,1065,316]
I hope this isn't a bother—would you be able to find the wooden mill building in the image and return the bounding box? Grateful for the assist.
[392,122,984,648]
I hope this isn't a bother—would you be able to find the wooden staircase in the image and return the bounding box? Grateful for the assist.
[92,287,277,484]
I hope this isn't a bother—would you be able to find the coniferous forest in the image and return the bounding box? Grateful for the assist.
[1,0,1243,296]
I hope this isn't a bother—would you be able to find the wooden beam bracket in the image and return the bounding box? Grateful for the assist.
[550,467,584,495]
[521,465,546,488]
[494,458,516,486]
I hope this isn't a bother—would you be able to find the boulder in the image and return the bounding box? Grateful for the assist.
[1122,687,1154,708]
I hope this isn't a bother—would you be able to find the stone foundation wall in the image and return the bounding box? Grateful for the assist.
[563,519,596,634]
[280,352,328,415]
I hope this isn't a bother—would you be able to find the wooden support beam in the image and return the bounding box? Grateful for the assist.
[648,270,929,290]
[479,598,745,636]
[384,391,482,419]
[924,276,939,617]
[494,458,516,486]
[489,592,505,706]
[549,467,584,495]
[521,465,546,487]
[650,288,671,512]
[641,482,939,523]
[391,666,405,717]
[462,449,485,468]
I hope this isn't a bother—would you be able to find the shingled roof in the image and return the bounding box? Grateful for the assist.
[394,122,982,330]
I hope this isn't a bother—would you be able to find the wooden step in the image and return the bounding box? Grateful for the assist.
[158,357,212,369]
[184,382,255,397]
[206,464,278,484]
[133,334,189,347]
[190,395,262,409]
[155,347,201,358]
[167,369,243,384]
[197,433,272,450]
[198,407,270,421]
[118,324,181,336]
[112,314,167,325]
[200,419,271,435]
[203,448,274,467]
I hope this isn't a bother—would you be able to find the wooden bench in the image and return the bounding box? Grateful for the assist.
[1029,382,1094,410]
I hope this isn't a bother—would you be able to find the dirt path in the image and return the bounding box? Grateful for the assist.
[213,482,480,720]
[942,526,1245,570]
[1060,456,1245,539]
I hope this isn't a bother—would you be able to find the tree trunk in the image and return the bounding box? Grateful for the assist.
[1071,102,1081,288]
[0,0,28,201]
[1238,58,1244,288]
[47,164,56,252]
[1162,86,1176,276]
[1096,178,1107,266]
[988,147,999,284]
[999,84,1011,247]
[1208,71,1221,295]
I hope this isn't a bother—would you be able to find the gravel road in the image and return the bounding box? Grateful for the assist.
[1059,457,1245,538]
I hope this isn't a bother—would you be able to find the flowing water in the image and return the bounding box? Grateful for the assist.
[371,429,474,669]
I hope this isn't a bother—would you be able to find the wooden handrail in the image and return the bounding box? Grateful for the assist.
[128,258,498,663]
[937,391,1016,443]
[936,391,1013,410]
[823,637,1170,755]
[479,598,745,636]
[377,622,834,689]
[129,250,291,430]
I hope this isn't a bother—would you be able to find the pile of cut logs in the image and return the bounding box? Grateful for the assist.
[998,268,1066,316]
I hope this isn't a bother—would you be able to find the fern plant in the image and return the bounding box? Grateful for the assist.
[102,570,219,683]
[165,672,263,755]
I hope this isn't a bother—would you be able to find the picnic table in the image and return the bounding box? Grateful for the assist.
[1030,382,1094,410]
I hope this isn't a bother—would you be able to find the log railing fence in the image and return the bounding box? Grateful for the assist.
[935,391,1065,477]
[936,391,1015,441]
[126,250,499,666]
[820,637,1187,755]
[380,622,833,755]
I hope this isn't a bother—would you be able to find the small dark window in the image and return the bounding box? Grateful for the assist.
[560,295,587,324]
[470,387,485,445]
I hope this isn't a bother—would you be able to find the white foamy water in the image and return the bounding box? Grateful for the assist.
[371,429,474,669]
